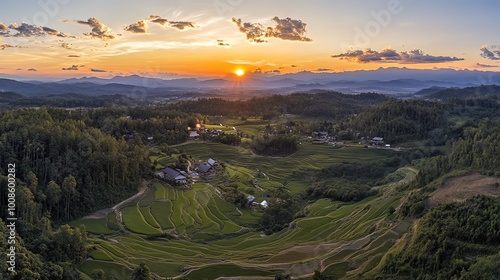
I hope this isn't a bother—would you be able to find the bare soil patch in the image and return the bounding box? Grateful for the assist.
[426,173,500,208]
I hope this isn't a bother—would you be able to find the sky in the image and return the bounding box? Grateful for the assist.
[1,0,500,80]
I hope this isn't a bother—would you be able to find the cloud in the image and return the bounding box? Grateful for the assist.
[1,44,23,50]
[41,26,74,38]
[316,68,333,71]
[332,48,464,64]
[128,16,196,33]
[90,68,107,72]
[226,59,268,65]
[68,55,80,57]
[149,15,168,26]
[62,65,84,71]
[28,68,37,71]
[1,44,13,50]
[253,68,262,73]
[1,22,73,38]
[291,65,298,67]
[217,39,230,46]
[480,45,500,60]
[265,69,281,74]
[168,21,196,30]
[16,68,22,71]
[265,17,312,42]
[61,42,75,49]
[476,63,498,68]
[124,20,147,34]
[0,22,8,35]
[232,18,267,43]
[232,17,312,43]
[65,18,116,40]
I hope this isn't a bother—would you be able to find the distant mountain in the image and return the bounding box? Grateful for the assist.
[2,67,500,97]
[426,85,500,99]
[413,86,450,97]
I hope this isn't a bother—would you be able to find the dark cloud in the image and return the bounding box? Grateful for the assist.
[124,20,147,34]
[16,68,22,71]
[168,21,196,30]
[28,68,37,71]
[62,65,84,71]
[265,17,312,42]
[42,26,74,38]
[476,63,498,68]
[149,15,168,26]
[68,55,80,57]
[332,48,464,64]
[217,39,230,46]
[316,68,332,71]
[265,69,281,74]
[232,18,267,43]
[8,23,45,37]
[480,45,500,60]
[65,18,116,40]
[253,68,262,73]
[90,68,107,72]
[291,65,298,67]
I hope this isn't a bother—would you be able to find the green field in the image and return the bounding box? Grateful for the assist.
[74,141,416,279]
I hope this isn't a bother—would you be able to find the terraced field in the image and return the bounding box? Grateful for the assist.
[72,141,415,279]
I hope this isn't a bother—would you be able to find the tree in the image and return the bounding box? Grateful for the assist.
[46,180,62,216]
[275,273,291,280]
[26,171,38,194]
[131,262,152,280]
[62,175,77,220]
[92,269,106,280]
[312,270,335,280]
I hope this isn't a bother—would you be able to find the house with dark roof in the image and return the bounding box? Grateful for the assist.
[162,167,187,184]
[371,137,384,145]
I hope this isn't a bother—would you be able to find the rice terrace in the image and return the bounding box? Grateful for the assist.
[71,136,417,279]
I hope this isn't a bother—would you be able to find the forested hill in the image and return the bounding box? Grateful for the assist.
[168,91,389,118]
[425,85,500,99]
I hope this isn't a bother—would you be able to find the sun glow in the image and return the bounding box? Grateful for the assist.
[235,69,245,77]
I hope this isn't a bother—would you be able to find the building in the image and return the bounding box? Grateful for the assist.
[162,167,187,184]
[189,131,199,138]
[371,137,384,145]
[207,158,218,167]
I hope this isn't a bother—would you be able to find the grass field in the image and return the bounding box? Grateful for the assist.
[75,140,416,279]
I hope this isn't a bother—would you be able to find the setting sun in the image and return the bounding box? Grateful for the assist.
[235,69,245,77]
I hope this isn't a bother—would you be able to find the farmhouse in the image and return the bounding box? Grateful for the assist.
[189,131,199,138]
[162,167,187,184]
[260,200,269,208]
[371,137,384,145]
[207,158,218,167]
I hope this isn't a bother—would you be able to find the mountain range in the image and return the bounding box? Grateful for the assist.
[1,67,500,97]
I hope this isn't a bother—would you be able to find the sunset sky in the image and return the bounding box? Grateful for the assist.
[1,0,500,80]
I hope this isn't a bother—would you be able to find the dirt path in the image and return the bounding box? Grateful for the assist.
[81,180,149,220]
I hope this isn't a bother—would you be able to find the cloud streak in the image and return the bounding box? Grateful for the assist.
[62,65,85,71]
[0,22,74,38]
[331,48,464,63]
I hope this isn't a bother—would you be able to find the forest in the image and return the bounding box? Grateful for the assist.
[0,88,500,279]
